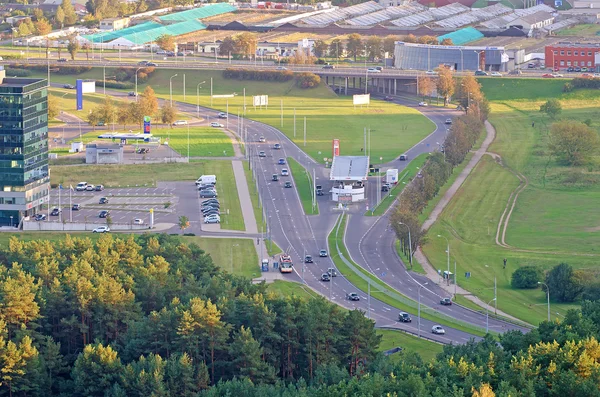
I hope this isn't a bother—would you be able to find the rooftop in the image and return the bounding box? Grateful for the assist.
[548,42,600,48]
[330,156,369,181]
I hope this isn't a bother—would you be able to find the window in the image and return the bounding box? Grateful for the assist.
[560,60,565,66]
[554,50,558,55]
[567,61,571,66]
[589,52,592,56]
[568,51,571,55]
[575,61,578,66]
[560,50,564,55]
[589,61,592,66]
[575,51,579,56]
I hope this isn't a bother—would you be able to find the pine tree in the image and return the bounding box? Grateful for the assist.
[229,326,275,383]
[71,343,123,396]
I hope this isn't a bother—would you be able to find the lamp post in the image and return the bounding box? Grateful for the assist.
[169,74,178,106]
[418,282,428,337]
[437,235,450,285]
[365,69,370,94]
[196,81,206,118]
[398,222,412,269]
[538,282,550,322]
[474,50,484,71]
[459,48,464,72]
[134,67,142,101]
[486,297,496,333]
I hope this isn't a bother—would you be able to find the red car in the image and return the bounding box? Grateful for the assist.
[541,73,555,78]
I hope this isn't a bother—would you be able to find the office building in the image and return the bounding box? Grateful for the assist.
[394,42,508,71]
[0,67,49,226]
[545,42,600,70]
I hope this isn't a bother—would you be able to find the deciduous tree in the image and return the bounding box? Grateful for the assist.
[436,67,456,106]
[61,0,77,25]
[160,103,177,127]
[417,76,434,99]
[313,40,328,58]
[178,216,189,234]
[545,263,583,303]
[234,32,257,59]
[67,38,80,60]
[47,94,59,119]
[365,36,383,61]
[540,98,562,119]
[345,33,363,61]
[383,35,400,55]
[548,120,599,165]
[219,36,236,56]
[155,34,175,52]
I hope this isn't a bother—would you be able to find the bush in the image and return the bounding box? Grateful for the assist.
[563,82,573,92]
[511,266,541,289]
[183,233,196,236]
[5,68,31,77]
[223,68,294,82]
[96,80,134,89]
[571,77,600,89]
[54,66,92,75]
[296,72,320,89]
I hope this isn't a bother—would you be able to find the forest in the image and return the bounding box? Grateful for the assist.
[0,234,600,396]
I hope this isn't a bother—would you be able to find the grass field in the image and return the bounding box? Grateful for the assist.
[266,239,282,257]
[266,280,318,299]
[377,329,443,362]
[395,240,425,275]
[189,237,259,278]
[243,161,266,234]
[34,68,435,163]
[556,24,600,36]
[49,87,116,120]
[287,157,318,215]
[50,161,246,231]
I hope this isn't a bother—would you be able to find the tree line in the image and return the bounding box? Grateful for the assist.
[223,68,321,89]
[0,234,381,396]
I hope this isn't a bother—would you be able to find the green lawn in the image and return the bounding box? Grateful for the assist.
[49,87,117,120]
[377,329,443,363]
[34,68,435,163]
[556,24,600,36]
[243,161,266,235]
[287,157,318,215]
[266,239,282,257]
[187,237,259,278]
[50,161,245,231]
[395,239,425,275]
[266,280,318,299]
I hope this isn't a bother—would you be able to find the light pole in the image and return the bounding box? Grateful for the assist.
[474,50,484,71]
[459,48,464,72]
[196,81,206,118]
[398,222,412,269]
[365,69,370,94]
[169,74,178,106]
[437,235,450,285]
[134,67,142,101]
[486,297,496,333]
[230,243,239,273]
[418,282,428,337]
[538,282,550,322]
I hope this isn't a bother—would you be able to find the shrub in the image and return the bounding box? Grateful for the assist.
[54,66,92,75]
[296,72,320,89]
[5,68,31,77]
[563,82,573,92]
[511,266,541,289]
[223,68,294,82]
[96,80,134,89]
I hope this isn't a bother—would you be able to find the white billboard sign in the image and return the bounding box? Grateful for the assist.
[81,80,96,94]
[353,94,370,106]
[252,95,269,107]
[212,94,235,98]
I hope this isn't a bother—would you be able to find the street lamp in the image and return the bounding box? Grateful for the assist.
[418,282,428,337]
[474,50,485,71]
[398,222,412,269]
[538,282,550,322]
[134,67,142,102]
[486,297,496,333]
[196,81,206,118]
[169,74,178,106]
[9,216,13,227]
[437,235,450,285]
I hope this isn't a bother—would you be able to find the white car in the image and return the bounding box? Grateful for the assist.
[172,120,188,126]
[276,66,287,70]
[490,72,503,77]
[367,68,381,73]
[75,182,88,191]
[204,214,220,224]
[552,73,564,78]
[593,73,600,78]
[210,122,224,128]
[133,219,144,225]
[93,226,110,233]
[217,112,227,119]
[259,136,266,142]
[431,325,445,335]
[281,169,289,176]
[418,102,428,107]
[425,70,437,75]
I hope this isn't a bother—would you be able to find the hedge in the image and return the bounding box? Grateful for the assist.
[223,68,294,82]
[5,68,32,77]
[96,80,134,89]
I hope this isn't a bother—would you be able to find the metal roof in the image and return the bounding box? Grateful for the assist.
[330,156,369,181]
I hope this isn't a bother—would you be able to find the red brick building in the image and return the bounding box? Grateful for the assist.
[545,43,600,71]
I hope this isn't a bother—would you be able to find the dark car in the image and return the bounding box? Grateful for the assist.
[200,190,217,198]
[278,158,285,165]
[381,185,389,192]
[95,185,104,191]
[284,181,292,188]
[575,67,582,72]
[440,298,452,306]
[99,210,110,218]
[327,267,337,277]
[321,273,331,282]
[138,61,149,66]
[346,292,360,301]
[322,65,335,69]
[399,154,408,161]
[567,67,574,72]
[147,62,158,67]
[398,312,412,323]
[475,70,488,76]
[58,58,68,62]
[72,204,80,211]
[50,208,61,216]
[99,197,109,204]
[384,96,393,101]
[34,214,46,221]
[304,255,313,263]
[128,91,138,97]
[63,84,75,89]
[316,188,324,196]
[202,199,219,205]
[272,174,279,181]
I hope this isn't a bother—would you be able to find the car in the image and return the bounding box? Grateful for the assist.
[542,73,555,78]
[198,183,215,190]
[445,118,452,125]
[204,214,220,224]
[132,218,144,225]
[278,158,285,165]
[99,197,109,204]
[398,312,412,323]
[490,71,502,77]
[201,202,220,210]
[440,298,452,306]
[367,68,381,73]
[210,122,224,128]
[172,120,188,126]
[259,136,266,142]
[399,154,408,161]
[177,52,185,57]
[276,66,287,70]
[346,292,360,301]
[93,226,110,233]
[272,174,279,181]
[76,182,88,191]
[581,67,588,72]
[63,84,75,89]
[284,181,292,188]
[58,58,68,62]
[128,91,138,97]
[322,65,335,69]
[201,205,219,213]
[319,249,328,257]
[95,185,104,191]
[99,210,110,218]
[508,69,522,75]
[50,208,61,216]
[138,61,149,66]
[382,185,389,192]
[203,211,221,218]
[304,255,313,263]
[202,199,219,205]
[593,73,600,78]
[321,273,331,282]
[316,188,324,196]
[418,101,428,107]
[72,204,80,211]
[475,70,488,76]
[567,67,574,72]
[200,190,217,198]
[157,50,167,54]
[86,185,95,191]
[575,67,582,72]
[527,63,536,69]
[34,214,46,221]
[281,169,289,176]
[552,73,564,78]
[199,188,217,195]
[327,267,337,277]
[147,62,157,67]
[96,121,106,126]
[581,73,592,78]
[259,151,266,157]
[217,112,227,119]
[432,325,446,335]
[384,95,393,101]
[425,70,437,75]
[273,143,281,150]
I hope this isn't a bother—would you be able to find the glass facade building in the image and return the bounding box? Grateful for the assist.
[0,68,49,226]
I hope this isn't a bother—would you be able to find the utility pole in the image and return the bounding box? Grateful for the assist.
[243,87,246,114]
[210,77,213,107]
[293,108,296,137]
[368,281,371,319]
[303,117,306,146]
[183,74,186,101]
[280,99,283,127]
[494,276,497,315]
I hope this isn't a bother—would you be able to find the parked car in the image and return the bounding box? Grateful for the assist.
[384,96,393,101]
[320,273,331,282]
[273,143,281,150]
[475,70,488,76]
[284,181,292,188]
[552,73,564,78]
[99,197,109,204]
[567,67,574,72]
[418,102,428,107]
[93,226,110,233]
[398,312,412,323]
[440,298,452,306]
[72,204,80,211]
[204,214,220,224]
[575,67,582,72]
[346,292,360,301]
[86,185,95,191]
[259,151,266,157]
[278,158,285,165]
[432,325,446,335]
[304,255,313,263]
[210,122,224,127]
[172,120,188,126]
[34,214,46,221]
[50,208,61,216]
[490,71,502,77]
[76,182,88,191]
[281,169,289,176]
[581,67,588,72]
[319,249,328,257]
[542,73,555,78]
[317,188,324,196]
[95,185,104,191]
[99,210,110,218]
[200,190,217,198]
[63,84,75,89]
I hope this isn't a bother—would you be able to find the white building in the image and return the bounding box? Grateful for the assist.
[512,11,554,31]
[329,156,369,202]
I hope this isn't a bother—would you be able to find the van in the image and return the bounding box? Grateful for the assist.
[195,175,217,186]
[76,182,88,191]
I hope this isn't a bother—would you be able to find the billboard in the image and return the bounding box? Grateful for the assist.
[332,139,340,157]
[212,94,235,98]
[75,79,96,110]
[353,94,370,106]
[252,95,269,107]
[143,116,151,134]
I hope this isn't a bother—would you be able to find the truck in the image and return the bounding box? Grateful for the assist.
[279,254,293,273]
[195,175,217,186]
[386,169,398,185]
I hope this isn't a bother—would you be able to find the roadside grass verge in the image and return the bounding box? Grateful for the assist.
[266,239,282,257]
[377,329,443,363]
[243,161,266,235]
[267,280,318,299]
[329,214,489,337]
[395,240,426,275]
[287,157,318,215]
[365,153,429,216]
[188,237,258,278]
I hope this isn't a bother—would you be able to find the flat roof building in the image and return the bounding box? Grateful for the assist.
[394,42,508,71]
[0,67,49,226]
[330,155,369,202]
[545,42,600,71]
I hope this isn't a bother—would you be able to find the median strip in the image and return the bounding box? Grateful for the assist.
[287,157,319,215]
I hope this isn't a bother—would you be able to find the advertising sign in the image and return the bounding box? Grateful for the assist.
[332,139,340,157]
[143,116,151,134]
[75,79,96,111]
[252,95,269,107]
[353,94,370,106]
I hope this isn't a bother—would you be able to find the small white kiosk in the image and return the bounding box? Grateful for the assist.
[330,156,369,203]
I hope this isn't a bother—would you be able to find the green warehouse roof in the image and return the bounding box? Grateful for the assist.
[437,27,484,46]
